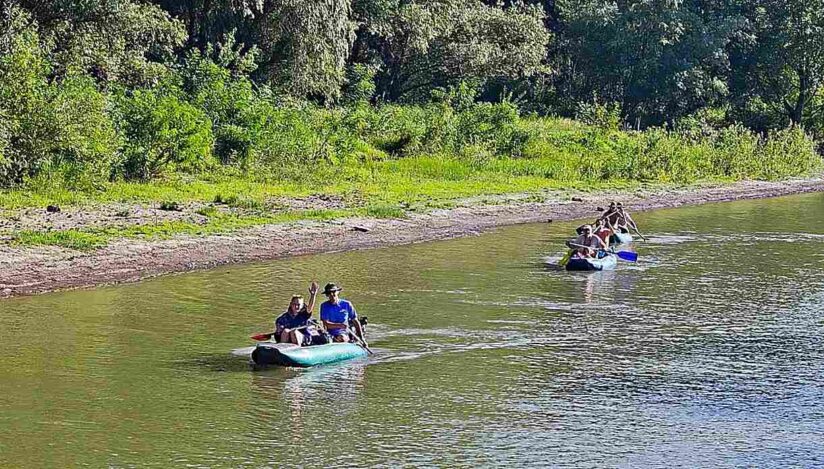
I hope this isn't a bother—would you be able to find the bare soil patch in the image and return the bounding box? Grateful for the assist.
[2,178,823,298]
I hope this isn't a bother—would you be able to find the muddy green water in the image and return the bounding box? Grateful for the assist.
[2,193,824,467]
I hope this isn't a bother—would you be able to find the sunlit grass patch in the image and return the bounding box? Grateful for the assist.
[13,230,108,250]
[10,209,355,250]
[363,204,407,218]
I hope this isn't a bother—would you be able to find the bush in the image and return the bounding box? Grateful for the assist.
[455,101,530,157]
[0,11,119,188]
[575,99,623,131]
[48,75,121,184]
[342,64,377,104]
[115,86,215,180]
[180,49,259,166]
[214,124,253,165]
[0,14,56,186]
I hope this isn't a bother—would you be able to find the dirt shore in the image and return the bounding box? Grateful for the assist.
[2,178,823,299]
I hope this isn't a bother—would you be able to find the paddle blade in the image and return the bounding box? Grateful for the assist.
[558,249,572,267]
[250,332,273,341]
[616,250,638,262]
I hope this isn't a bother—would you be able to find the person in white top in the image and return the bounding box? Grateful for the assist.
[566,224,607,258]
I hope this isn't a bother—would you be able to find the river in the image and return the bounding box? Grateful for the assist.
[2,193,823,467]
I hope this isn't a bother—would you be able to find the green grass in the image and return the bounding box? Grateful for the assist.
[3,111,822,250]
[0,174,313,210]
[13,230,109,250]
[10,209,356,250]
[364,204,407,218]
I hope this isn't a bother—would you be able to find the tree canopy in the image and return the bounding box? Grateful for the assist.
[3,0,824,136]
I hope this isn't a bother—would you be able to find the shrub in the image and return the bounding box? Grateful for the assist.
[214,124,253,165]
[0,11,119,188]
[159,201,181,211]
[0,14,56,186]
[342,64,377,104]
[180,49,259,166]
[115,86,215,180]
[47,75,121,184]
[455,101,529,157]
[575,99,623,131]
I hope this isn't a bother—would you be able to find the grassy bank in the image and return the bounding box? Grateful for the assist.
[2,105,822,250]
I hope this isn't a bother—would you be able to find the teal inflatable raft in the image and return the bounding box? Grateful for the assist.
[252,342,367,367]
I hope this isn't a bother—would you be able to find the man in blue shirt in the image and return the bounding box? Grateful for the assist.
[320,283,367,346]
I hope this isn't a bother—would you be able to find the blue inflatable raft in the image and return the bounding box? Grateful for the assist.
[252,342,367,367]
[609,231,633,245]
[565,253,618,271]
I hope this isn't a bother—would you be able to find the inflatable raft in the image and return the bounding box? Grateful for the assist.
[565,253,618,271]
[609,231,633,245]
[252,342,367,367]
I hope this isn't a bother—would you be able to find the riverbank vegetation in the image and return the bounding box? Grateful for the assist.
[1,1,823,247]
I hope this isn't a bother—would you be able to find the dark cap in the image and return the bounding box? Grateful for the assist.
[322,283,342,295]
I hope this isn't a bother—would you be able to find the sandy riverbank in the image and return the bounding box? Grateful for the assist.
[2,178,823,298]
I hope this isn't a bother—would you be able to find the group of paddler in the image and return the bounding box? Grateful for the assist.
[250,202,642,360]
[560,202,643,266]
[253,281,370,351]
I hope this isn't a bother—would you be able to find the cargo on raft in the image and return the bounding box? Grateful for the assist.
[251,342,368,367]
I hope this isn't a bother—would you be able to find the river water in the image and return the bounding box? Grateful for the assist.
[2,193,824,467]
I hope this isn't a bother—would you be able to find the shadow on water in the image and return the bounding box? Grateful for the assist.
[169,346,257,373]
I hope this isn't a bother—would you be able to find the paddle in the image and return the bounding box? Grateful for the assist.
[567,242,638,262]
[347,326,374,355]
[613,250,638,262]
[631,226,647,242]
[619,208,646,241]
[558,249,573,267]
[250,332,275,341]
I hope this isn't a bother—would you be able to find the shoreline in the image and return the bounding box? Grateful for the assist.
[3,178,824,299]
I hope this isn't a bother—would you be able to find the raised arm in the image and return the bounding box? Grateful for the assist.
[306,281,319,315]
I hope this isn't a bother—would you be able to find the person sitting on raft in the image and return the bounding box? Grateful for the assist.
[566,224,607,258]
[320,283,367,347]
[593,218,613,248]
[616,202,638,233]
[274,281,321,346]
[598,202,618,224]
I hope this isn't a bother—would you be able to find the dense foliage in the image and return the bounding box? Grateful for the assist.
[0,0,822,189]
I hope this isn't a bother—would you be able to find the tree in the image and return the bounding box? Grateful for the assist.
[554,0,741,127]
[0,5,119,187]
[352,0,550,102]
[258,0,355,101]
[14,0,186,85]
[735,0,824,127]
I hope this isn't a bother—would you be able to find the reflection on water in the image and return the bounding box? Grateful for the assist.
[2,193,824,466]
